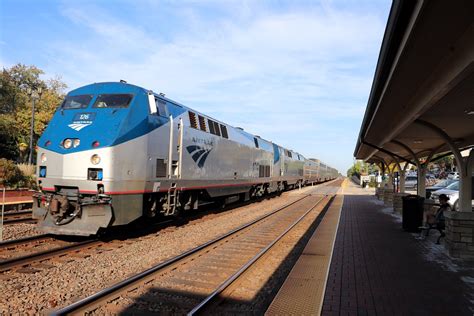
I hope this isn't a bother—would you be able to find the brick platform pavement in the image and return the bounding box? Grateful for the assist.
[322,194,474,316]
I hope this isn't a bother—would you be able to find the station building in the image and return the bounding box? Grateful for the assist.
[354,0,474,260]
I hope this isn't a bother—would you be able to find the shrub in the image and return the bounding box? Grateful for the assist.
[369,178,378,188]
[18,175,38,190]
[0,158,23,188]
[17,163,35,177]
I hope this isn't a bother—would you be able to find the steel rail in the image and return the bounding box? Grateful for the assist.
[53,194,312,315]
[0,233,53,248]
[0,239,101,272]
[3,210,35,225]
[188,195,331,315]
[3,217,36,225]
[3,209,32,217]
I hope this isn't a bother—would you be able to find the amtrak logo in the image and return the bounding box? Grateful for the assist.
[69,113,96,131]
[186,145,212,168]
[68,122,92,131]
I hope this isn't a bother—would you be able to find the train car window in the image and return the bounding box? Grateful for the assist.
[208,119,216,134]
[61,95,93,109]
[189,112,198,128]
[220,124,228,139]
[93,94,133,108]
[155,99,168,117]
[288,151,293,158]
[254,138,259,148]
[198,115,207,131]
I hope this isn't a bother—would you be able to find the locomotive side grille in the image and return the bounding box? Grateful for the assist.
[188,111,198,129]
[208,119,216,134]
[208,119,221,136]
[220,124,228,138]
[198,115,207,131]
[213,121,221,136]
[259,165,270,177]
[156,159,167,177]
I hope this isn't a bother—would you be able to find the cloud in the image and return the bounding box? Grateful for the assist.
[40,1,388,172]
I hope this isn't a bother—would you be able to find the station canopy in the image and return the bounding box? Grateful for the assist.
[354,1,474,166]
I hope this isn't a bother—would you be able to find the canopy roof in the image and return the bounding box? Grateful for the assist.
[354,0,474,165]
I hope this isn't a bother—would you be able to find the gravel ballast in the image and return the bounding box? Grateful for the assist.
[0,193,305,314]
[0,223,42,241]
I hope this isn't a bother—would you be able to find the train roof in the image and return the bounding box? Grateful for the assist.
[69,81,313,163]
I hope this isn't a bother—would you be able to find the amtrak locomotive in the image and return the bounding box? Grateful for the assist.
[33,82,339,236]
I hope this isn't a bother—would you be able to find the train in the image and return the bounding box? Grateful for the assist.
[32,81,339,236]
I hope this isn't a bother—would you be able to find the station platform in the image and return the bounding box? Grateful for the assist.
[267,180,474,315]
[0,196,33,206]
[0,190,33,206]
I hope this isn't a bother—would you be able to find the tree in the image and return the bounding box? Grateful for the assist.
[347,160,378,177]
[0,115,20,160]
[0,64,67,161]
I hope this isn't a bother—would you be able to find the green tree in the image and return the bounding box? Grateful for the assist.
[0,115,20,160]
[0,64,67,162]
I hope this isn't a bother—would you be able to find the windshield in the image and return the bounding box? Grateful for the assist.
[93,94,133,108]
[406,176,417,181]
[61,95,93,109]
[446,181,459,190]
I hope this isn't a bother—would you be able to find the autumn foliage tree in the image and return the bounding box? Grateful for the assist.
[0,64,67,161]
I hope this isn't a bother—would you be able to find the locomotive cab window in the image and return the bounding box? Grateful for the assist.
[155,99,168,117]
[61,95,93,109]
[254,138,259,148]
[93,94,133,108]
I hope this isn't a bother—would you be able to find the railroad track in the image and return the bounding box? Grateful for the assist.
[2,209,36,225]
[0,234,111,274]
[54,193,336,315]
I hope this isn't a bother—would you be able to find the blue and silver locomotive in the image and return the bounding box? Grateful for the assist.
[33,81,338,235]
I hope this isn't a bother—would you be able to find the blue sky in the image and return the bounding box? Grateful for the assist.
[0,0,391,172]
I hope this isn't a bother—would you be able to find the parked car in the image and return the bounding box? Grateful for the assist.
[426,174,437,186]
[447,172,459,179]
[404,175,418,189]
[426,179,458,199]
[431,181,460,210]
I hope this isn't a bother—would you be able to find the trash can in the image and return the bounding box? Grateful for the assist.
[402,195,425,232]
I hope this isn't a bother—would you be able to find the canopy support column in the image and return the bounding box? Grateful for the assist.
[391,140,426,197]
[399,162,409,193]
[416,119,471,212]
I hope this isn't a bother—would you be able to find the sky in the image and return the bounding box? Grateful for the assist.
[0,0,391,173]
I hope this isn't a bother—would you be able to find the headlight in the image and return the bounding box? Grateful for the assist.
[91,154,101,165]
[40,153,47,163]
[63,139,72,149]
[73,139,80,148]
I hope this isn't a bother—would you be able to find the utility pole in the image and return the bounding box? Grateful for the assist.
[27,86,42,164]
